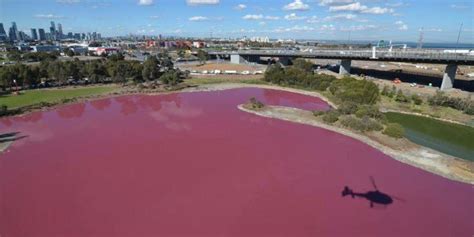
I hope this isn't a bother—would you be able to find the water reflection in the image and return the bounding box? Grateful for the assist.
[90,98,112,111]
[115,97,138,115]
[56,103,86,119]
[149,98,203,131]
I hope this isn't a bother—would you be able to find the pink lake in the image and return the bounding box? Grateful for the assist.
[0,88,473,237]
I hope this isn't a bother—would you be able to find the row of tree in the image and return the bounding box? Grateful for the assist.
[0,52,185,90]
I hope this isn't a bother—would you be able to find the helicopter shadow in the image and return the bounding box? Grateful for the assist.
[0,132,28,144]
[342,176,406,208]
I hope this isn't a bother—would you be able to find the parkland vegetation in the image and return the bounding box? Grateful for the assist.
[0,51,187,91]
[264,59,402,138]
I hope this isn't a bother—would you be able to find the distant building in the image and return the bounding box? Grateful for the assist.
[38,28,46,41]
[57,23,63,39]
[0,23,7,41]
[31,45,60,52]
[50,21,56,40]
[31,28,38,40]
[193,41,206,48]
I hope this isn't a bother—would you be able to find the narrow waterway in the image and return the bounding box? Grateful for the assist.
[385,112,474,161]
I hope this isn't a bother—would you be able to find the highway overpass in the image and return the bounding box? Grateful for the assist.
[208,49,474,90]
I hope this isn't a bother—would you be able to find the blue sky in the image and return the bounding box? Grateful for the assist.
[1,0,472,43]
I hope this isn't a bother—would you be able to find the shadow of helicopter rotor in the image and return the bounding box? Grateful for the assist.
[0,132,27,144]
[342,176,406,208]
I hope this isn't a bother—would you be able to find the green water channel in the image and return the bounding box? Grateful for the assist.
[385,112,474,161]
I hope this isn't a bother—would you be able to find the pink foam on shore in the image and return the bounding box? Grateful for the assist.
[0,88,472,237]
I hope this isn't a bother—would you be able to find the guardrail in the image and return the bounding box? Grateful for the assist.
[209,49,474,63]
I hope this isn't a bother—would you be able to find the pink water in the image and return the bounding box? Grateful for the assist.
[0,88,472,237]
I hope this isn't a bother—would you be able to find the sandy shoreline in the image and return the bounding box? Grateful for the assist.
[238,104,473,185]
[1,83,472,184]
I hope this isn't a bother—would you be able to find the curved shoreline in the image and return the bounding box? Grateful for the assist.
[238,104,473,185]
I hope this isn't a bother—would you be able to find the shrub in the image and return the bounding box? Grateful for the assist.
[411,94,423,105]
[322,110,340,124]
[354,105,384,120]
[428,91,474,114]
[338,102,359,115]
[313,110,325,116]
[383,123,405,138]
[394,89,410,103]
[249,97,264,109]
[340,115,383,132]
[0,105,8,116]
[381,85,390,96]
[329,77,380,105]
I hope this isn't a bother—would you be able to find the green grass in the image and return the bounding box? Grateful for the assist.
[0,85,118,109]
[184,77,268,86]
[386,112,474,161]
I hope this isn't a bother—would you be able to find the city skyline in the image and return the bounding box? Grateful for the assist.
[0,0,473,43]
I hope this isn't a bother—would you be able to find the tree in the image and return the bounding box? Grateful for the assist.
[264,63,285,84]
[7,50,21,61]
[292,58,313,73]
[177,49,185,58]
[197,49,209,65]
[142,56,161,81]
[64,48,75,57]
[159,70,181,86]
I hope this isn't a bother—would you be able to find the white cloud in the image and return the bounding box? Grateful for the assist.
[319,0,353,6]
[450,4,470,9]
[395,20,408,31]
[187,0,219,5]
[386,2,407,7]
[329,2,394,14]
[149,15,159,19]
[243,14,263,20]
[340,24,377,31]
[283,0,310,11]
[324,13,357,21]
[56,0,80,3]
[306,16,319,23]
[284,13,307,20]
[235,4,246,10]
[138,0,153,6]
[34,14,65,19]
[189,16,209,21]
[265,16,280,20]
[243,14,280,20]
[259,22,266,26]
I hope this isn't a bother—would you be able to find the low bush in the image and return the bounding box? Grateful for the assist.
[0,105,8,116]
[322,110,340,124]
[354,105,384,120]
[428,91,474,115]
[338,102,359,115]
[394,89,410,103]
[249,97,264,109]
[340,115,383,132]
[383,123,405,138]
[313,110,325,116]
[411,94,423,105]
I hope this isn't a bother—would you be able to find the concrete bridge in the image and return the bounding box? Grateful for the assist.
[208,49,474,90]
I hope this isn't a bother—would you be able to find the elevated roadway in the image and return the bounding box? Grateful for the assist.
[208,49,474,90]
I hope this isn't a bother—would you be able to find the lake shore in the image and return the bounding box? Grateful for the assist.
[238,103,473,185]
[1,82,472,184]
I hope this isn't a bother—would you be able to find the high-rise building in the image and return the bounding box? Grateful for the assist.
[0,23,7,41]
[9,22,19,41]
[31,28,38,40]
[50,21,56,40]
[38,28,46,41]
[57,23,63,39]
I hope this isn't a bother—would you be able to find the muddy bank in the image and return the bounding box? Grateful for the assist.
[238,104,474,184]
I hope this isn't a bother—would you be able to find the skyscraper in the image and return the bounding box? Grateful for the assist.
[50,21,56,40]
[9,22,19,41]
[57,23,63,39]
[0,23,7,41]
[38,28,46,41]
[31,28,38,40]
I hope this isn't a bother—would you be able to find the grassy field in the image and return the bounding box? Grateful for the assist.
[184,77,267,86]
[386,112,474,161]
[379,96,474,126]
[0,85,118,109]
